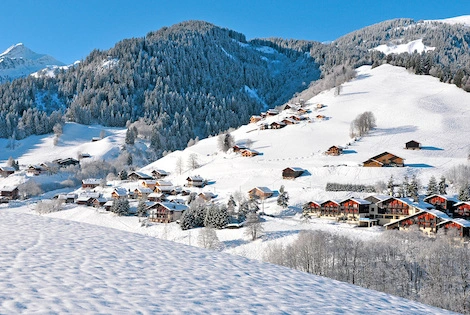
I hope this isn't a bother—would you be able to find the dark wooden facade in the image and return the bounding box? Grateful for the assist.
[148,202,188,223]
[248,187,273,199]
[152,169,169,179]
[270,122,286,129]
[319,200,341,217]
[437,220,470,237]
[241,149,259,157]
[385,211,444,233]
[453,202,470,220]
[363,152,404,167]
[325,146,343,156]
[423,195,457,213]
[282,167,305,179]
[405,140,421,150]
[0,187,19,200]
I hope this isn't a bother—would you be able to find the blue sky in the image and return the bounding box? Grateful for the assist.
[1,0,469,64]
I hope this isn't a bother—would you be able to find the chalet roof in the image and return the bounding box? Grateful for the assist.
[156,180,173,186]
[319,199,341,206]
[187,175,204,181]
[454,201,470,207]
[152,169,169,175]
[340,198,371,205]
[438,218,470,228]
[423,194,459,203]
[128,171,152,179]
[148,192,164,198]
[1,186,18,192]
[0,166,15,172]
[406,140,421,145]
[141,179,157,185]
[199,192,217,199]
[104,200,114,207]
[267,109,279,115]
[251,186,273,194]
[365,194,392,203]
[367,152,404,163]
[155,185,176,192]
[383,209,450,227]
[28,165,44,170]
[233,144,248,150]
[270,121,286,126]
[82,178,101,185]
[134,187,153,194]
[283,167,305,172]
[93,197,108,203]
[113,187,128,196]
[250,115,262,119]
[149,202,188,212]
[76,195,95,202]
[241,149,259,155]
[282,118,297,124]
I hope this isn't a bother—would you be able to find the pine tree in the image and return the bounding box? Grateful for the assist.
[458,183,470,202]
[227,195,237,215]
[426,176,438,196]
[125,127,135,145]
[180,209,196,230]
[277,185,289,208]
[409,175,420,202]
[204,204,228,229]
[387,175,394,196]
[119,169,128,180]
[111,199,130,216]
[438,176,447,195]
[137,199,147,220]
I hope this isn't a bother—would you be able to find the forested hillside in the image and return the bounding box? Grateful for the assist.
[0,21,319,155]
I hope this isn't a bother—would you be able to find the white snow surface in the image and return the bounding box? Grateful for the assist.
[429,15,470,27]
[372,38,435,55]
[0,210,453,314]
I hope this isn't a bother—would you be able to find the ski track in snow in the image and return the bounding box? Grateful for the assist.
[0,211,454,314]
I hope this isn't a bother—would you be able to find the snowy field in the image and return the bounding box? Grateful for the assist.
[0,211,454,314]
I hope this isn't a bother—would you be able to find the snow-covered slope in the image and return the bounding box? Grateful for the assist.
[372,38,435,55]
[0,211,452,314]
[0,43,65,82]
[430,15,470,27]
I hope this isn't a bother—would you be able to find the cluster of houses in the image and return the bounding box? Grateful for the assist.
[304,194,470,237]
[249,101,328,131]
[324,140,424,167]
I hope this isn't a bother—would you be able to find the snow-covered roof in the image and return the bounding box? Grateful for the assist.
[135,187,153,194]
[104,200,114,207]
[79,192,101,198]
[148,192,164,198]
[152,202,188,212]
[345,198,371,205]
[141,179,157,185]
[152,169,168,175]
[129,171,152,179]
[284,167,305,172]
[253,187,273,194]
[454,201,470,207]
[156,180,173,186]
[82,178,101,185]
[368,194,393,203]
[1,186,18,192]
[187,175,204,181]
[423,194,460,203]
[113,187,128,196]
[199,192,217,198]
[0,166,15,172]
[439,218,470,228]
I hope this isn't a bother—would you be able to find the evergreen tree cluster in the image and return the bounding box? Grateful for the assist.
[111,198,130,216]
[325,182,376,193]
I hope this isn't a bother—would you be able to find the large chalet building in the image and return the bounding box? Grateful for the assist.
[147,202,188,223]
[363,152,404,167]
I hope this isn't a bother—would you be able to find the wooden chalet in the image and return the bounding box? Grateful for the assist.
[152,169,169,179]
[82,178,101,189]
[453,201,470,220]
[134,187,153,199]
[324,146,343,156]
[148,202,188,223]
[289,115,306,121]
[140,180,157,190]
[186,176,205,188]
[53,158,79,168]
[240,149,260,157]
[250,115,263,124]
[248,187,273,199]
[92,197,107,208]
[316,103,324,109]
[198,192,217,202]
[384,209,450,234]
[423,194,458,214]
[282,167,305,179]
[297,108,308,115]
[154,185,176,195]
[0,166,15,177]
[148,192,166,202]
[103,200,114,211]
[339,198,372,222]
[266,109,279,116]
[259,123,269,130]
[111,187,128,199]
[304,201,322,216]
[78,153,91,159]
[318,200,341,218]
[27,165,45,176]
[56,193,77,204]
[405,140,421,150]
[281,118,297,125]
[76,192,101,206]
[437,218,470,238]
[232,144,248,152]
[128,171,153,181]
[363,152,404,167]
[369,197,432,225]
[0,187,19,200]
[270,121,286,129]
[315,114,326,120]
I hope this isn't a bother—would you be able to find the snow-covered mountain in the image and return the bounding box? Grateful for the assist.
[0,43,65,82]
